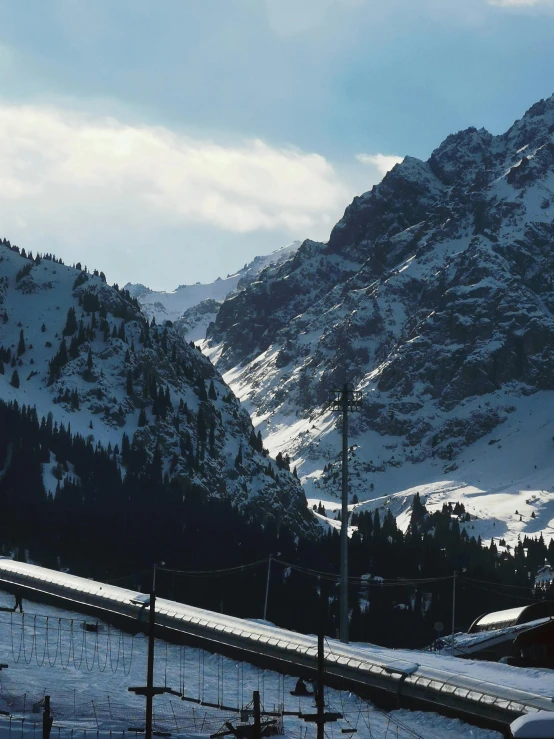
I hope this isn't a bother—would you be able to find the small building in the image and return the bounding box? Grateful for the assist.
[512,619,554,668]
[437,603,554,667]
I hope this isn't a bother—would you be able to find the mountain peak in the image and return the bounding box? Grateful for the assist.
[202,93,554,547]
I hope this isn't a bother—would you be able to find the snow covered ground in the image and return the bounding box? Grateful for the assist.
[0,590,502,739]
[249,389,554,548]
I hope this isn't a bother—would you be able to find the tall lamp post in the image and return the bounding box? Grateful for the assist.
[329,384,362,643]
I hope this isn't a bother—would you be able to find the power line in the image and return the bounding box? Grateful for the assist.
[272,558,454,586]
[463,579,554,604]
[462,576,541,592]
[159,560,268,577]
[104,568,153,584]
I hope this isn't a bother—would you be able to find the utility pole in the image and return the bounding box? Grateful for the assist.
[451,571,457,654]
[145,574,156,739]
[300,633,341,735]
[329,383,362,643]
[263,557,272,622]
[129,562,174,739]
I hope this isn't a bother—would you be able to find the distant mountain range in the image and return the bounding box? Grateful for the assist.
[125,241,301,341]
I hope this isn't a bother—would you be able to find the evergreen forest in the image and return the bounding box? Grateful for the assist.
[1,399,553,649]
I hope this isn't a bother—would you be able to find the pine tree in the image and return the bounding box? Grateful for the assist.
[121,432,130,464]
[10,369,20,388]
[58,338,68,365]
[126,370,133,396]
[69,336,80,359]
[63,307,78,336]
[87,349,93,371]
[17,329,25,357]
[209,418,216,455]
[197,407,207,446]
[197,378,208,402]
[209,380,217,400]
[138,408,147,427]
[373,509,381,537]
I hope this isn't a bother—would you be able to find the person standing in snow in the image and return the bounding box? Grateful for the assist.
[13,588,23,613]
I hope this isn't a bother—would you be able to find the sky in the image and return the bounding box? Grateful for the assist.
[0,0,553,290]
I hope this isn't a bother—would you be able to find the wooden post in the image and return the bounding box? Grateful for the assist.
[253,691,261,739]
[145,591,156,739]
[43,696,53,739]
[317,634,324,739]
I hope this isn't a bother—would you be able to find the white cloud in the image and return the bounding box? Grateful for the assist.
[0,104,410,289]
[0,102,364,286]
[0,103,349,236]
[356,153,403,176]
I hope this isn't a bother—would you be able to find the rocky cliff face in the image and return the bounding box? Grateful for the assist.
[204,95,554,501]
[0,242,311,535]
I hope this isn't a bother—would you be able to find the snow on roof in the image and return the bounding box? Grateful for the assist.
[469,603,554,633]
[450,618,552,656]
[472,606,529,632]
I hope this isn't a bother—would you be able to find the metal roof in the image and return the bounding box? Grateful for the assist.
[469,603,554,633]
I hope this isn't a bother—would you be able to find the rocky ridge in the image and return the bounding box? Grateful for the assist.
[201,94,554,534]
[0,242,311,534]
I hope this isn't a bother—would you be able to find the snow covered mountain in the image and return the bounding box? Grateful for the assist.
[0,241,310,534]
[125,241,301,341]
[202,94,554,547]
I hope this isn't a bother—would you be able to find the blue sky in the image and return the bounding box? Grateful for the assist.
[0,0,553,289]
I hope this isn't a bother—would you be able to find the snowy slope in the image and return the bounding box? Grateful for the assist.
[201,94,554,546]
[0,243,310,533]
[0,587,502,739]
[125,241,300,340]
